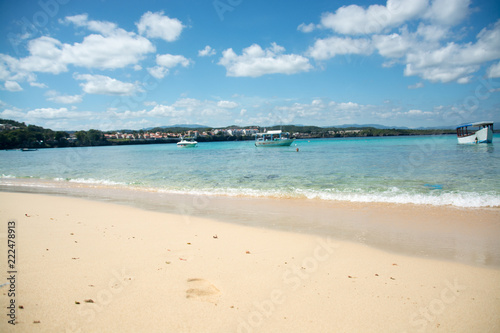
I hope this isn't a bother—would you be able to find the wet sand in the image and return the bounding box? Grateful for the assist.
[2,178,500,266]
[0,191,499,332]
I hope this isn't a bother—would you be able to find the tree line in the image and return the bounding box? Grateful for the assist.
[1,118,462,150]
[0,119,109,149]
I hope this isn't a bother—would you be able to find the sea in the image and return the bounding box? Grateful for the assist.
[1,134,499,208]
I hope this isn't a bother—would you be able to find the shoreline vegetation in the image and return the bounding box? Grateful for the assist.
[0,118,491,150]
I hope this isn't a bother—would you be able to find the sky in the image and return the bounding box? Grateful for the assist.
[0,0,499,130]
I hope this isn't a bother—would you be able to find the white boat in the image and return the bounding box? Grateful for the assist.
[177,138,198,148]
[255,130,294,147]
[456,121,493,144]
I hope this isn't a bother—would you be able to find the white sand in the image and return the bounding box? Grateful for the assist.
[0,192,499,332]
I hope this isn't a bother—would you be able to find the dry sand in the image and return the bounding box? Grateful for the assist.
[1,191,499,332]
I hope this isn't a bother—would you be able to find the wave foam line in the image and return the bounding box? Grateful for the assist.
[2,176,499,208]
[295,189,500,208]
[154,187,500,208]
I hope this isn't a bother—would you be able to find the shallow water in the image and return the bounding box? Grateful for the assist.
[1,134,499,207]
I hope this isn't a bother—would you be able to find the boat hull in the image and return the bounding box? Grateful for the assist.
[457,127,493,144]
[255,139,295,147]
[177,142,198,148]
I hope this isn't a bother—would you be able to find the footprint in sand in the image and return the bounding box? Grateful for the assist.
[186,278,220,303]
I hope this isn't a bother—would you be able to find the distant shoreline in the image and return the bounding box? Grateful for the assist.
[2,116,467,150]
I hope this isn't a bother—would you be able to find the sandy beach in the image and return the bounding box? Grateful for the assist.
[1,191,499,332]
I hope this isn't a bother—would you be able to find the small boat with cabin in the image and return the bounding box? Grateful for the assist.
[177,137,198,148]
[255,130,294,147]
[456,121,493,144]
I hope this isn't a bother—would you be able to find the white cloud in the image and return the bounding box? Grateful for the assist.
[408,109,422,115]
[74,74,141,96]
[424,0,470,26]
[0,108,25,119]
[198,45,216,57]
[17,37,67,74]
[147,66,169,79]
[269,99,372,125]
[406,109,433,116]
[62,14,155,69]
[416,23,449,42]
[0,14,155,87]
[297,23,316,33]
[63,14,88,26]
[218,43,312,77]
[46,90,83,104]
[136,11,184,42]
[308,0,499,84]
[156,54,190,68]
[332,101,361,110]
[403,20,500,82]
[111,104,181,119]
[486,61,500,78]
[217,100,238,109]
[30,82,48,88]
[172,98,203,114]
[405,63,476,83]
[149,104,178,117]
[4,81,23,92]
[372,31,414,58]
[408,82,424,89]
[63,14,119,36]
[456,76,472,84]
[320,0,428,35]
[63,32,154,70]
[26,107,92,120]
[108,97,242,125]
[307,36,373,60]
[147,54,190,79]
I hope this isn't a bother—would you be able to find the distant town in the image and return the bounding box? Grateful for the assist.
[103,127,261,142]
[0,118,478,150]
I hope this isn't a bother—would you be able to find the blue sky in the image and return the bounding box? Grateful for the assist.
[0,0,499,130]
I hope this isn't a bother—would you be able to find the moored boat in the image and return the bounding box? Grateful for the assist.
[456,121,493,144]
[255,130,294,147]
[177,137,198,148]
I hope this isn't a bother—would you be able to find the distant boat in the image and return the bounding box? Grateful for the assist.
[255,130,294,147]
[21,148,38,151]
[177,137,198,148]
[456,121,493,144]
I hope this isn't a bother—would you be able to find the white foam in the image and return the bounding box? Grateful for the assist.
[67,178,127,186]
[294,188,500,208]
[155,186,500,208]
[2,175,498,208]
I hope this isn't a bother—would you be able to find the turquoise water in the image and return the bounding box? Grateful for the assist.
[1,134,499,207]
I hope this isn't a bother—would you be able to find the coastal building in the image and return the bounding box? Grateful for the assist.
[0,124,20,131]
